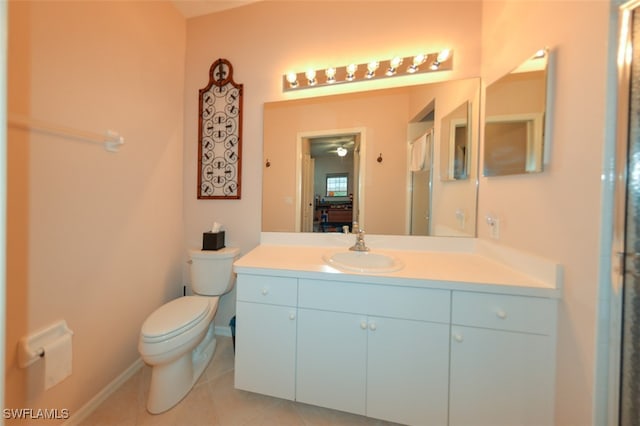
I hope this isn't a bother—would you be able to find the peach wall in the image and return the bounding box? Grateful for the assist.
[480,1,610,424]
[184,1,482,326]
[1,0,7,413]
[7,1,185,420]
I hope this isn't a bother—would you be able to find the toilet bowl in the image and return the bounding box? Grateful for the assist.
[138,247,239,414]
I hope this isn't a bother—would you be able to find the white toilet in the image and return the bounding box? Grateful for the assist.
[138,247,239,414]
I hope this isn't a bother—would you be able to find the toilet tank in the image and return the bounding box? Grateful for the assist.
[188,247,240,296]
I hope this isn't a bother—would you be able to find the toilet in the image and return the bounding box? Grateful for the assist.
[138,247,239,414]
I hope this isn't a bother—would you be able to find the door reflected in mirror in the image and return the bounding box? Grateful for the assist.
[483,48,550,177]
[302,133,361,233]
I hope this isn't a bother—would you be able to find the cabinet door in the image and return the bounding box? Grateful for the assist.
[234,301,297,400]
[449,326,555,426]
[367,317,449,426]
[296,308,367,415]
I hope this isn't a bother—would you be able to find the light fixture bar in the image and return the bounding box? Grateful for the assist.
[283,50,453,92]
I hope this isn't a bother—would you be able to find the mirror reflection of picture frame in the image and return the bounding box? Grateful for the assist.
[484,113,544,176]
[440,101,471,181]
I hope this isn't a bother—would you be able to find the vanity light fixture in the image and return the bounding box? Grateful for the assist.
[282,49,453,91]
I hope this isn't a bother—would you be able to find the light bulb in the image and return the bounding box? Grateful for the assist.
[286,72,298,88]
[305,69,317,86]
[413,54,426,66]
[325,67,336,83]
[390,57,403,68]
[366,61,379,78]
[386,56,403,76]
[337,147,347,157]
[437,49,451,63]
[346,64,358,81]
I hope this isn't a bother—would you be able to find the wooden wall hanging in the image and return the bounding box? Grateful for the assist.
[197,58,243,199]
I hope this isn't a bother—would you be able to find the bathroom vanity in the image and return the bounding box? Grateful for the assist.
[233,234,562,426]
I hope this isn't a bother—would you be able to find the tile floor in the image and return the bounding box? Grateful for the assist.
[79,336,402,426]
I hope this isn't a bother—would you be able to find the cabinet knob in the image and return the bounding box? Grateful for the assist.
[261,288,268,296]
[496,310,507,319]
[453,333,464,343]
[369,322,377,331]
[360,321,368,330]
[289,312,296,320]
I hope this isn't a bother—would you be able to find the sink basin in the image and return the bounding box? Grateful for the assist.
[323,251,404,273]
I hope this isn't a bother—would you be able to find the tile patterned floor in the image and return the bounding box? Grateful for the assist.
[79,336,402,426]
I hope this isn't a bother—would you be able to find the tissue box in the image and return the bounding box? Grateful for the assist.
[202,231,225,250]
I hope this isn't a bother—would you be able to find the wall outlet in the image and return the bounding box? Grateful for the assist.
[486,214,500,239]
[490,218,500,239]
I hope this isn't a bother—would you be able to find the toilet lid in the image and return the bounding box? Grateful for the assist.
[141,296,211,342]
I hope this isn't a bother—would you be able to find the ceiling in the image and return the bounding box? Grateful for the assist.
[170,0,261,18]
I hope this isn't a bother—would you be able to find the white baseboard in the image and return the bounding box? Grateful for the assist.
[63,358,144,426]
[62,329,232,425]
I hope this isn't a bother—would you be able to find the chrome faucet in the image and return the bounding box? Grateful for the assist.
[349,224,369,252]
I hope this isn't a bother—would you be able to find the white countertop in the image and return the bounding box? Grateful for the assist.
[233,235,563,298]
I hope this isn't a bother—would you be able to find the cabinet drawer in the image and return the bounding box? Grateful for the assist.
[452,291,557,335]
[299,279,450,323]
[237,274,297,306]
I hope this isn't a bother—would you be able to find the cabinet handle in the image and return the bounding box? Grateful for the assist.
[496,310,507,319]
[289,312,296,320]
[261,288,268,296]
[453,333,464,343]
[360,320,368,330]
[369,322,377,331]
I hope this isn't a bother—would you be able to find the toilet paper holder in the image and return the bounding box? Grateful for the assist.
[18,320,73,368]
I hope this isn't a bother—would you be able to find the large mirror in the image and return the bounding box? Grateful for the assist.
[263,77,480,237]
[484,49,550,176]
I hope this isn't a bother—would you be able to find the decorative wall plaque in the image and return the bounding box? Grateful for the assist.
[198,58,243,199]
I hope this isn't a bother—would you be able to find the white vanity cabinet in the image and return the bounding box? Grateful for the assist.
[233,243,561,426]
[234,274,298,400]
[448,291,558,426]
[296,278,451,426]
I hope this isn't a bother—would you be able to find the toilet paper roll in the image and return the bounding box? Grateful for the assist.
[44,333,72,390]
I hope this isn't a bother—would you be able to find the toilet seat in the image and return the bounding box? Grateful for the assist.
[141,296,212,343]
